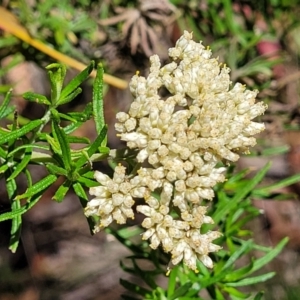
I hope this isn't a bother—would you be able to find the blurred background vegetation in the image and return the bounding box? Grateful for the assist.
[0,0,300,299]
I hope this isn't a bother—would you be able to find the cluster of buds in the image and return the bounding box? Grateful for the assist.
[85,31,267,272]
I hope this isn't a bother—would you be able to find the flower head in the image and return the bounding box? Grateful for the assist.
[85,165,146,232]
[87,31,267,271]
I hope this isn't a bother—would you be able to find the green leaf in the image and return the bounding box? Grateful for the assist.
[0,163,9,174]
[236,58,278,78]
[167,266,178,297]
[222,240,253,270]
[67,136,90,144]
[75,125,108,168]
[77,175,98,187]
[225,272,275,287]
[56,87,82,106]
[50,107,61,122]
[117,226,143,239]
[65,106,93,122]
[253,173,300,197]
[222,286,248,298]
[215,286,226,300]
[46,163,68,176]
[227,213,260,236]
[23,92,51,105]
[98,146,110,154]
[200,269,230,288]
[0,119,43,145]
[56,112,77,123]
[9,110,19,147]
[73,182,88,205]
[5,112,31,126]
[0,89,13,119]
[53,180,71,202]
[223,0,236,33]
[0,145,7,158]
[7,144,49,157]
[169,282,193,300]
[0,206,25,222]
[0,105,15,120]
[0,84,12,93]
[73,181,95,234]
[196,259,210,277]
[4,171,33,238]
[261,145,289,156]
[63,103,93,134]
[210,8,226,35]
[0,193,41,222]
[6,177,20,253]
[7,146,32,181]
[24,168,33,188]
[79,170,95,179]
[45,134,61,155]
[214,163,270,224]
[86,126,108,157]
[93,63,105,135]
[58,61,94,105]
[52,121,72,171]
[63,121,84,135]
[225,168,251,185]
[0,195,42,222]
[46,63,67,105]
[223,261,253,282]
[9,198,22,253]
[16,174,57,200]
[250,237,288,274]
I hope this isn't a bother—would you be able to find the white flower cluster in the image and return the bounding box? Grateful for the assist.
[86,165,146,229]
[85,31,267,272]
